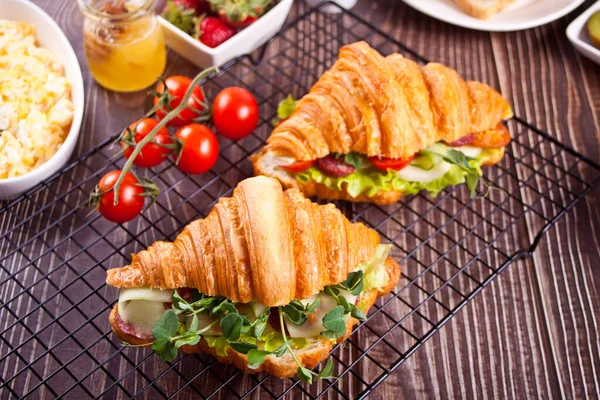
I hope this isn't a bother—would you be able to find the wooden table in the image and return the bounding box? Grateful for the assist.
[30,0,600,398]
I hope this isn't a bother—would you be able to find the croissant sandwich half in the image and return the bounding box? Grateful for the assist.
[251,41,514,205]
[107,176,400,381]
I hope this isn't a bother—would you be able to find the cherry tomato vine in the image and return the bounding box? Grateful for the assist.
[89,65,262,223]
[110,66,219,206]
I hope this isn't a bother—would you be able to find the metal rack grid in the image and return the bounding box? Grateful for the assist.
[1,3,599,399]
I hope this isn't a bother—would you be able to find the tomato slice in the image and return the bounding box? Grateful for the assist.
[280,160,316,173]
[369,155,415,171]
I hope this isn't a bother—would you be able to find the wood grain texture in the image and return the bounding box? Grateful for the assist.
[6,0,599,399]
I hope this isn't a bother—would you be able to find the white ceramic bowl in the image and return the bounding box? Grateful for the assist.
[0,0,85,201]
[159,0,293,68]
[567,1,600,66]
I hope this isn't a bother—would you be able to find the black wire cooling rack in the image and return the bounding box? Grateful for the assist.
[1,3,599,399]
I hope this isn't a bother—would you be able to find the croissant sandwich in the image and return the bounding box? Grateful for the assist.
[251,41,514,205]
[107,176,400,381]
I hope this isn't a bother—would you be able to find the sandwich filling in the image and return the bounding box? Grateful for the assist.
[115,244,392,370]
[267,135,507,199]
[292,143,502,198]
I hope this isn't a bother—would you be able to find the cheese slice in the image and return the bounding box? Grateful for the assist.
[453,145,482,158]
[118,287,172,303]
[425,142,482,158]
[118,288,172,335]
[397,161,452,183]
[397,142,482,183]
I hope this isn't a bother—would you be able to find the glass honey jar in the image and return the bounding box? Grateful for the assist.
[78,0,167,92]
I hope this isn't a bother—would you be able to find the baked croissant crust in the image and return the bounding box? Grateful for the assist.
[251,41,512,162]
[106,176,383,307]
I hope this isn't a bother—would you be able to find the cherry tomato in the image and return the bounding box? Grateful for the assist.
[280,160,316,173]
[96,171,145,223]
[317,155,355,177]
[173,124,219,174]
[369,155,415,171]
[154,76,207,127]
[122,118,173,168]
[212,87,259,140]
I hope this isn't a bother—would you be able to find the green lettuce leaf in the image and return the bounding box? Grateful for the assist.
[264,332,309,351]
[277,95,297,120]
[295,166,414,198]
[204,336,229,357]
[357,244,391,292]
[291,338,309,349]
[204,331,309,357]
[294,164,468,198]
[412,164,471,197]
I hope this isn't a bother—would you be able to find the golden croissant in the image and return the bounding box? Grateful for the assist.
[107,176,400,379]
[251,41,513,204]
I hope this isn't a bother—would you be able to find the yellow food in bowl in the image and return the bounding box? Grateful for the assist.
[588,10,600,49]
[0,20,74,179]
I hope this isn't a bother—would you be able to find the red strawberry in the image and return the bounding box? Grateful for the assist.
[209,0,272,28]
[195,16,235,48]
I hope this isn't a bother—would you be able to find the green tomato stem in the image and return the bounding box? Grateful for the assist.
[112,66,218,205]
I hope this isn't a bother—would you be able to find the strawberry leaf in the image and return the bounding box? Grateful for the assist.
[162,1,196,35]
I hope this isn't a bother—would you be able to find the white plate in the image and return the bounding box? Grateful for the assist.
[567,1,600,65]
[402,0,586,32]
[0,0,84,200]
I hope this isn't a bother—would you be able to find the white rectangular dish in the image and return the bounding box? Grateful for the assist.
[566,1,600,65]
[159,0,293,68]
